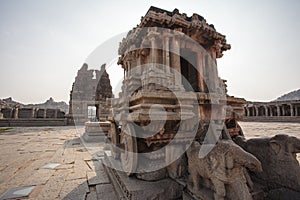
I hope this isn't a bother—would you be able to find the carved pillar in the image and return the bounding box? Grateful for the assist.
[197,52,205,92]
[163,36,171,73]
[150,37,158,64]
[171,37,182,87]
[295,106,298,116]
[136,51,142,75]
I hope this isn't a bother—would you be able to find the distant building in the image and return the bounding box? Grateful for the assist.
[244,100,300,122]
[68,63,113,124]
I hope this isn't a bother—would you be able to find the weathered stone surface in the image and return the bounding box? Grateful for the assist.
[0,127,119,199]
[235,134,300,193]
[60,179,89,200]
[96,184,117,200]
[87,170,110,186]
[69,63,113,124]
[86,187,98,200]
[186,140,262,200]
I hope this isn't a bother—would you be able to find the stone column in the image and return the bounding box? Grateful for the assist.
[54,109,58,118]
[136,51,142,75]
[127,61,131,77]
[31,108,35,118]
[270,106,273,116]
[171,37,182,87]
[43,109,47,118]
[163,36,171,73]
[14,107,19,119]
[9,108,13,118]
[264,106,268,116]
[282,106,286,116]
[246,107,250,117]
[255,106,259,116]
[150,37,158,64]
[277,106,281,116]
[295,106,298,116]
[290,104,294,116]
[197,52,205,92]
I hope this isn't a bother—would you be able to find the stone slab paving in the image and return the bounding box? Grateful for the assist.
[0,126,118,200]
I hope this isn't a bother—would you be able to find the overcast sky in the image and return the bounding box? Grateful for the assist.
[0,0,299,104]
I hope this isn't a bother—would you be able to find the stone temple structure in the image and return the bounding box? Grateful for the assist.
[69,63,113,124]
[244,100,300,122]
[103,6,300,200]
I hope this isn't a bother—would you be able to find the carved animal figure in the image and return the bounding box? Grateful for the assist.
[186,140,262,200]
[234,134,300,192]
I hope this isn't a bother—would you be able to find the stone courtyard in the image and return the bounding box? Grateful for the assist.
[0,126,117,199]
[0,122,299,199]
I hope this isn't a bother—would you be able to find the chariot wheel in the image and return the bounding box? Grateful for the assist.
[120,123,138,176]
[110,122,120,159]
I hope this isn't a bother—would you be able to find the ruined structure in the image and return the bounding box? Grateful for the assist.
[69,63,113,124]
[0,97,68,127]
[0,107,66,127]
[244,100,300,122]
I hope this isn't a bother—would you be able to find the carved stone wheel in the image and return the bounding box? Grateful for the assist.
[110,122,120,159]
[120,123,138,176]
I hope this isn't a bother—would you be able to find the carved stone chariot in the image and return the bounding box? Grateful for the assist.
[102,6,300,200]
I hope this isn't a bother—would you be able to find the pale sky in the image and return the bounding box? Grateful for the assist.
[0,0,299,104]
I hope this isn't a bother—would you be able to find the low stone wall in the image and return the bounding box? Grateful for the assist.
[0,119,68,127]
[243,116,300,123]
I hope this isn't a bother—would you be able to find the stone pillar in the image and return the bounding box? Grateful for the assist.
[171,37,182,87]
[0,111,3,119]
[54,109,58,118]
[277,106,280,116]
[282,105,286,116]
[270,106,273,116]
[126,61,130,77]
[290,104,294,116]
[43,109,47,118]
[163,36,171,73]
[14,107,19,119]
[31,108,35,118]
[255,106,258,116]
[150,37,158,64]
[197,52,205,92]
[295,106,298,116]
[9,108,13,118]
[136,52,142,75]
[264,106,268,116]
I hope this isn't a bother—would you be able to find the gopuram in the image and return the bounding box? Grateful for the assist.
[69,63,113,124]
[102,6,300,200]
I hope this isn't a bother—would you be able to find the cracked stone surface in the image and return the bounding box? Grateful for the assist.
[0,126,117,199]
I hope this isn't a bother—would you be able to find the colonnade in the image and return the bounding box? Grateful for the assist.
[244,101,300,117]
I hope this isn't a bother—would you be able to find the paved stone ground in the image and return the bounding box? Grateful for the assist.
[0,122,299,199]
[0,126,117,200]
